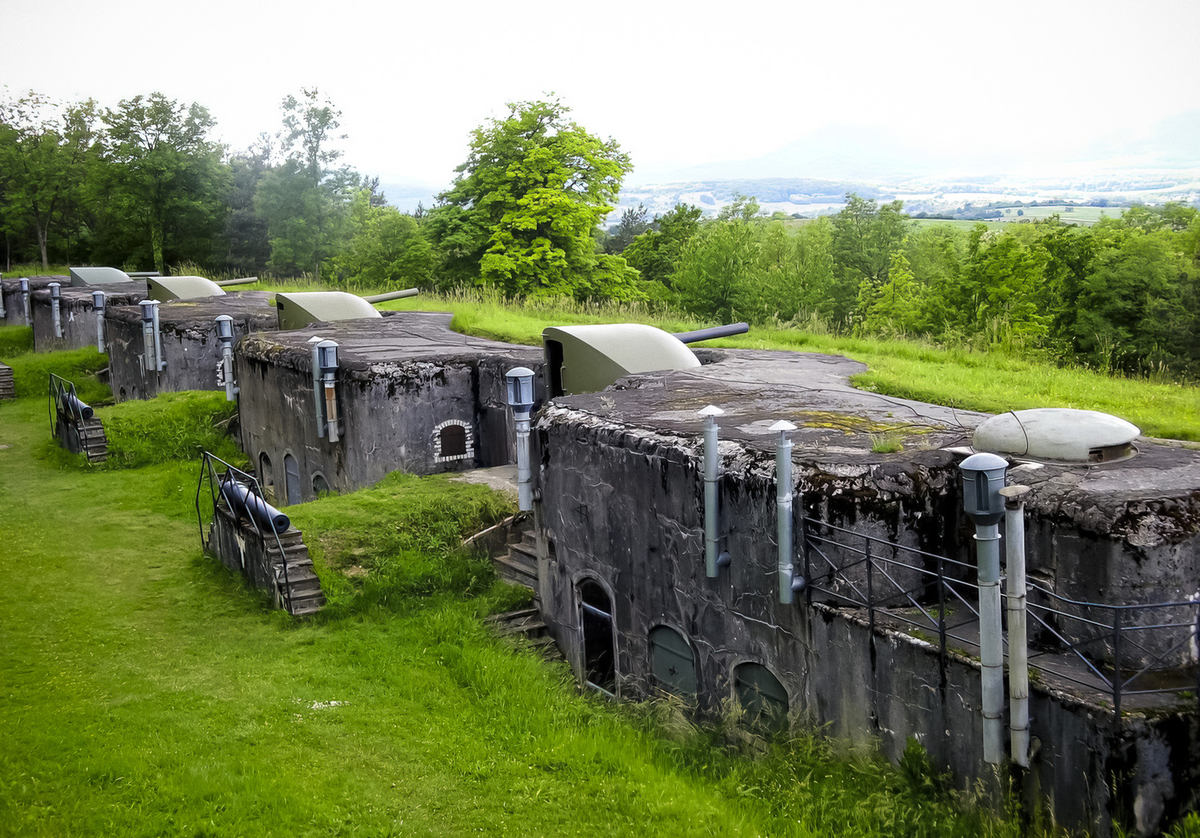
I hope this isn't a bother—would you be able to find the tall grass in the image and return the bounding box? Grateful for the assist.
[370,288,1200,441]
[4,346,110,402]
[0,395,1052,837]
[96,391,244,470]
[0,325,34,358]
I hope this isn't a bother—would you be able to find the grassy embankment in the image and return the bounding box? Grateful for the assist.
[372,291,1200,442]
[1,350,1046,837]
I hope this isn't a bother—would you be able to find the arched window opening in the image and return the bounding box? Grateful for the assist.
[312,473,330,495]
[579,579,616,695]
[440,424,467,458]
[433,419,474,463]
[284,453,301,506]
[733,662,789,734]
[649,626,697,696]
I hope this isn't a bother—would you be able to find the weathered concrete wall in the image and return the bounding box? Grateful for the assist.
[531,401,1200,835]
[30,282,146,352]
[236,315,543,503]
[2,276,65,326]
[105,293,277,401]
[211,505,277,593]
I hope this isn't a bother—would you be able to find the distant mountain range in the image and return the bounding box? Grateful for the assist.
[380,109,1200,220]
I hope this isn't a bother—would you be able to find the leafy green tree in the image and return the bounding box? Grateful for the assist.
[828,193,910,326]
[622,203,702,287]
[328,193,435,289]
[427,98,637,300]
[0,92,100,268]
[673,216,760,322]
[860,250,928,337]
[98,93,229,273]
[604,203,651,254]
[221,134,274,273]
[959,227,1049,348]
[1072,227,1191,374]
[256,88,356,280]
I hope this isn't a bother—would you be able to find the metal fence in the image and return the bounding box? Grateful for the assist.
[47,372,99,459]
[195,451,294,614]
[800,517,1200,719]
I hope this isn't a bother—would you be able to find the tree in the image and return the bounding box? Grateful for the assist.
[328,194,436,289]
[221,134,274,273]
[256,88,357,280]
[427,98,638,300]
[604,203,651,254]
[828,193,910,326]
[622,203,702,287]
[0,92,100,268]
[99,93,228,273]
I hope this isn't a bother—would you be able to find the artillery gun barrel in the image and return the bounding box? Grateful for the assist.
[219,477,290,533]
[60,392,94,420]
[362,288,419,304]
[215,277,259,288]
[671,323,749,344]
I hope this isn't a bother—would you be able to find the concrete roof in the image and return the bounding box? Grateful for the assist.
[2,275,69,292]
[31,281,147,306]
[105,291,278,330]
[547,348,1200,545]
[238,311,543,374]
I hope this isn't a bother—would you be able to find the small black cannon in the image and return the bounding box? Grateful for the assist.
[220,476,291,534]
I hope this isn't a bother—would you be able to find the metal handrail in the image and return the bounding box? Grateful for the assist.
[799,514,1200,718]
[48,372,98,460]
[195,451,294,615]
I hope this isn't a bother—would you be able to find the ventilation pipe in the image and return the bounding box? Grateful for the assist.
[49,282,63,338]
[1001,484,1032,768]
[139,300,161,373]
[699,405,730,577]
[316,340,340,444]
[92,290,106,353]
[20,278,30,320]
[773,420,801,604]
[960,452,1009,766]
[505,366,536,511]
[215,315,237,401]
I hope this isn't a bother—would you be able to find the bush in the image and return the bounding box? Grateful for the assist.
[97,391,243,469]
[0,325,34,358]
[6,347,110,402]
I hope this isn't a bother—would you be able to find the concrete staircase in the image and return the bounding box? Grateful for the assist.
[266,528,326,617]
[76,418,109,464]
[0,363,13,400]
[485,606,561,660]
[493,528,539,591]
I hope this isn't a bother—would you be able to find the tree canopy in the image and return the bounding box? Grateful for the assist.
[428,99,638,300]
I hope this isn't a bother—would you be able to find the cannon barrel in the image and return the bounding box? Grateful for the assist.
[215,277,258,288]
[59,392,94,420]
[220,477,290,533]
[362,288,419,304]
[671,322,749,344]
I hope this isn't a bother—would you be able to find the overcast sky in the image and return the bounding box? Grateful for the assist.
[4,0,1199,189]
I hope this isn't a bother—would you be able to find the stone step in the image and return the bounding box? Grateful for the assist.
[493,552,538,589]
[0,364,15,400]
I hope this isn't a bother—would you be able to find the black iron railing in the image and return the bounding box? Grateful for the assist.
[799,516,1200,719]
[47,372,98,459]
[195,451,294,614]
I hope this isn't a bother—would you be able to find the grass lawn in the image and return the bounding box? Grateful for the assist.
[1,390,1028,838]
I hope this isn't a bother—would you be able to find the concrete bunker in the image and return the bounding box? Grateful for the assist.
[105,291,277,401]
[2,275,67,327]
[235,311,543,504]
[511,333,1200,835]
[30,280,147,352]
